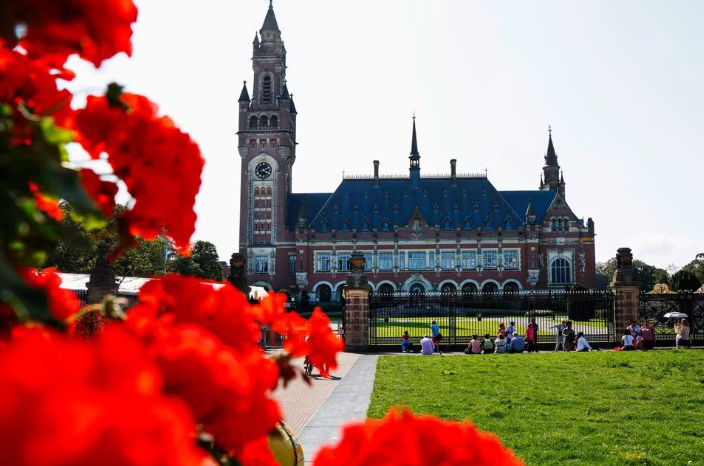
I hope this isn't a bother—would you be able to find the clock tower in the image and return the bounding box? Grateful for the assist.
[237,1,297,278]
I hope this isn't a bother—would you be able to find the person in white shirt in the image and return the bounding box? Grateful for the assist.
[621,329,635,351]
[550,320,567,352]
[420,335,435,355]
[576,332,593,352]
[494,334,507,353]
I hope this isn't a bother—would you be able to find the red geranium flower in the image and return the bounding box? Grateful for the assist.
[1,0,138,67]
[28,182,63,221]
[19,268,80,321]
[283,307,344,377]
[74,93,203,251]
[79,169,118,218]
[313,409,523,466]
[0,326,208,466]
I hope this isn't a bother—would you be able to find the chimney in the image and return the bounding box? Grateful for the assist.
[450,159,457,184]
[373,160,379,186]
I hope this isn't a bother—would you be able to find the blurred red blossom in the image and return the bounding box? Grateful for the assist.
[313,409,524,466]
[79,169,118,218]
[28,182,63,221]
[0,0,138,67]
[0,326,208,466]
[74,93,203,251]
[19,268,79,321]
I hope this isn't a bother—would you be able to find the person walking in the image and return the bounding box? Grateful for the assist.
[675,319,690,349]
[550,320,567,352]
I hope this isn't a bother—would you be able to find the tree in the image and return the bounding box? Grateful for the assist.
[670,269,701,291]
[594,257,668,292]
[191,241,223,281]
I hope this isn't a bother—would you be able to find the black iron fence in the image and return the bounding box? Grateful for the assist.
[639,292,704,343]
[369,290,615,347]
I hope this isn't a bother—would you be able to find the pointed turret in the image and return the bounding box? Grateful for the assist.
[525,199,535,219]
[238,81,250,103]
[261,0,280,32]
[545,130,558,167]
[280,82,290,100]
[289,95,297,114]
[252,32,260,45]
[408,115,420,186]
[541,126,563,195]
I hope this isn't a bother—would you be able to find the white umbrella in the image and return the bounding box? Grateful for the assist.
[663,312,688,319]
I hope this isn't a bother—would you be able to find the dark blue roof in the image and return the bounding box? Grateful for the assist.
[286,193,331,230]
[303,176,534,233]
[499,190,556,224]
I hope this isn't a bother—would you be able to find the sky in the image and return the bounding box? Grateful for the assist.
[63,0,704,271]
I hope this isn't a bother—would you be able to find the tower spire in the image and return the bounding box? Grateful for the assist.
[545,126,558,167]
[261,0,280,32]
[410,114,419,160]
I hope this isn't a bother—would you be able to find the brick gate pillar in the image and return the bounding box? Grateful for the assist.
[343,251,369,352]
[610,247,640,341]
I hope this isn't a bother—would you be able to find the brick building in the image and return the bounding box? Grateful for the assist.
[237,3,596,301]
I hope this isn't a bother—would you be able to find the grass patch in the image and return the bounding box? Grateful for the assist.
[369,350,704,465]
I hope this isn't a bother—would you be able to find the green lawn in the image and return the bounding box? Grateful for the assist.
[368,350,704,465]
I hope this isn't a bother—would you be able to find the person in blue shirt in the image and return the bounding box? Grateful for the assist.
[510,333,525,353]
[430,320,442,354]
[505,321,517,342]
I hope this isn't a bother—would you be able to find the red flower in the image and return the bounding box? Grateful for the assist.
[79,169,118,218]
[0,47,74,127]
[74,93,203,251]
[284,307,344,377]
[0,326,207,466]
[1,0,138,67]
[313,409,523,466]
[148,324,281,454]
[19,268,80,321]
[28,182,63,221]
[238,436,279,466]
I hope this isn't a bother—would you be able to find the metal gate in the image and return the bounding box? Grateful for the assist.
[640,292,704,343]
[369,290,615,347]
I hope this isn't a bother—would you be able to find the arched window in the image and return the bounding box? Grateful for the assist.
[249,116,258,129]
[409,283,425,294]
[551,258,571,284]
[260,116,268,127]
[462,283,477,294]
[441,283,457,295]
[316,284,332,303]
[503,282,519,293]
[270,115,278,128]
[482,282,498,293]
[378,283,395,294]
[551,218,556,231]
[261,75,273,104]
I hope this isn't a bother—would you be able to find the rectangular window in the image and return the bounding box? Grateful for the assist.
[288,255,296,274]
[254,255,268,274]
[378,252,393,271]
[364,253,373,271]
[503,251,519,270]
[316,253,331,272]
[399,251,405,270]
[483,250,498,269]
[441,252,456,270]
[408,252,426,270]
[461,251,477,269]
[428,251,435,269]
[338,254,351,271]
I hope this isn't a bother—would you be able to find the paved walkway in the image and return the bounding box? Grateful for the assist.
[273,353,378,464]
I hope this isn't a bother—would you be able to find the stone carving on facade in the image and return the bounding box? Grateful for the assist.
[346,251,367,289]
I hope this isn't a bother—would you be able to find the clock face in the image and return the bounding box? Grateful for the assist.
[255,162,272,179]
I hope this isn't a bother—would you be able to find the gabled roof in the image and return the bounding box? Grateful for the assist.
[306,176,526,233]
[500,190,556,224]
[286,193,332,231]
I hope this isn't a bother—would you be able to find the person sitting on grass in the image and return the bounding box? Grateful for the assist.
[675,319,690,349]
[576,332,593,352]
[627,319,641,337]
[498,322,507,337]
[401,330,415,353]
[420,334,435,355]
[510,333,524,353]
[634,332,644,350]
[481,333,494,354]
[621,329,635,351]
[641,321,655,350]
[465,335,482,354]
[494,334,507,354]
[563,321,576,352]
